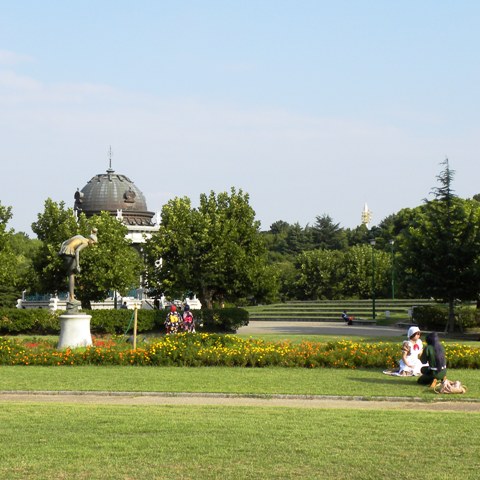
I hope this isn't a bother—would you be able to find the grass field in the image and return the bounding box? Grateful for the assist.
[1,333,480,479]
[1,403,479,480]
[1,365,479,399]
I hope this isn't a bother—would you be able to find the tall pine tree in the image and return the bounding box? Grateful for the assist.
[400,159,480,331]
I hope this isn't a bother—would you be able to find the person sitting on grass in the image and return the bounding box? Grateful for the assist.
[417,332,447,386]
[398,326,425,376]
[342,310,353,325]
[383,326,425,376]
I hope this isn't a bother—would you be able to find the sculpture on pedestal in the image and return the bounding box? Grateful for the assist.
[59,228,98,312]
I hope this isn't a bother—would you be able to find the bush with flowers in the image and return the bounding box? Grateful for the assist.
[1,334,480,369]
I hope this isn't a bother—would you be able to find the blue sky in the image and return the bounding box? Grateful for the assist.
[1,1,480,235]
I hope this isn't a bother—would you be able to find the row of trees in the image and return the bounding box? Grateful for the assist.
[0,189,274,310]
[1,160,479,330]
[0,200,144,309]
[143,190,276,308]
[264,161,480,331]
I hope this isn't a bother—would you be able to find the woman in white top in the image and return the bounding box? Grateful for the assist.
[398,326,425,376]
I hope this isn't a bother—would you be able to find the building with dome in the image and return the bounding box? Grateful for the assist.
[16,160,203,311]
[73,163,160,244]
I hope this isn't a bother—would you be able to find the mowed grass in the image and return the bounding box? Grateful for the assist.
[2,333,480,479]
[1,403,479,480]
[1,365,480,399]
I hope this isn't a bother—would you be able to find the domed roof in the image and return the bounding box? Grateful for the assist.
[74,167,155,226]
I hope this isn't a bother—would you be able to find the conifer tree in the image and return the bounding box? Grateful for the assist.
[400,159,480,331]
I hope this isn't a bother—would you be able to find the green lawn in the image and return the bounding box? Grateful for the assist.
[1,333,479,479]
[1,365,479,399]
[1,403,479,479]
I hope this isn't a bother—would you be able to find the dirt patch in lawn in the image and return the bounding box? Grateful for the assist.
[1,391,479,412]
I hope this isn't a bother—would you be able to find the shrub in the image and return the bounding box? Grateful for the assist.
[89,309,160,334]
[412,305,448,331]
[157,307,248,333]
[456,305,480,330]
[0,308,61,335]
[193,308,249,333]
[0,307,248,335]
[413,304,480,331]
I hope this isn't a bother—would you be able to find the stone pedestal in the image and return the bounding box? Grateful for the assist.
[58,314,93,349]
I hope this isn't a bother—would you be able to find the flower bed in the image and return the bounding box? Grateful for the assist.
[1,334,479,369]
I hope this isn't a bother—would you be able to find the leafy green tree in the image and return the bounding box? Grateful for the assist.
[311,214,347,250]
[372,214,397,248]
[399,160,480,331]
[31,199,79,294]
[145,196,199,299]
[342,244,391,299]
[285,222,313,255]
[0,202,43,306]
[345,224,370,247]
[0,202,20,306]
[32,200,143,307]
[274,259,297,301]
[76,212,144,308]
[0,202,16,282]
[9,232,42,293]
[370,208,427,298]
[269,220,291,235]
[145,189,275,308]
[294,249,344,299]
[0,202,12,242]
[262,220,292,260]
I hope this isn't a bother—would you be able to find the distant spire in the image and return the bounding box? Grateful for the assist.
[107,146,114,173]
[361,203,372,229]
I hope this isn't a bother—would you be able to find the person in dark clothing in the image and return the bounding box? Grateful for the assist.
[342,310,353,325]
[417,332,447,385]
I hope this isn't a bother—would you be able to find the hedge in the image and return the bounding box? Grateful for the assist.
[0,307,249,335]
[0,308,60,335]
[90,309,158,334]
[193,308,249,333]
[412,305,448,331]
[413,304,480,331]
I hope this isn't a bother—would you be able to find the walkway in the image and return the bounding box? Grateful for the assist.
[1,391,479,412]
[237,321,404,337]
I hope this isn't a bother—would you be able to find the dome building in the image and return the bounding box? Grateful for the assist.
[73,163,159,244]
[16,160,205,311]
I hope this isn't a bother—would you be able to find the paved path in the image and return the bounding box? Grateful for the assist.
[238,321,405,337]
[1,391,479,412]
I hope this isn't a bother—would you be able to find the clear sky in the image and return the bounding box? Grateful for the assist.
[1,1,479,236]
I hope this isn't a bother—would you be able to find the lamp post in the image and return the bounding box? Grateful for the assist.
[370,239,376,320]
[389,239,395,300]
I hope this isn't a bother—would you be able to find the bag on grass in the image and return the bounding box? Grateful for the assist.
[434,379,466,394]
